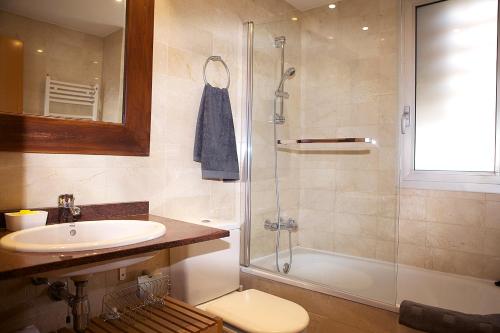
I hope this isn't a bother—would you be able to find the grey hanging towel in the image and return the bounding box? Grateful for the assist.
[194,84,239,181]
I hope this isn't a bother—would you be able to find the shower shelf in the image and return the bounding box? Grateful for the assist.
[276,138,378,151]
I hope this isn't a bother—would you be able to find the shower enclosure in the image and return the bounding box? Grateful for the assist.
[241,0,500,315]
[241,1,400,310]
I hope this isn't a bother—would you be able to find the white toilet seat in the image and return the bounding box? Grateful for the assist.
[197,289,309,333]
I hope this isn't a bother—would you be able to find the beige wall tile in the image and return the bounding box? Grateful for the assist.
[428,249,484,277]
[486,193,500,202]
[378,195,398,218]
[425,197,485,227]
[377,217,397,241]
[376,240,397,262]
[335,192,379,216]
[483,228,500,257]
[482,256,500,280]
[398,219,426,246]
[485,201,500,229]
[398,244,429,268]
[336,170,378,193]
[426,190,486,200]
[395,188,498,279]
[299,229,335,251]
[334,213,378,237]
[399,195,426,220]
[300,189,335,211]
[299,168,335,189]
[299,209,334,231]
[426,223,484,254]
[334,234,377,259]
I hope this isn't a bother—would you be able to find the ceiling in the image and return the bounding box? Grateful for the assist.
[0,0,126,37]
[285,0,338,11]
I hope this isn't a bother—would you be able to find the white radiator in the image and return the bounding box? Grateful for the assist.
[43,75,99,120]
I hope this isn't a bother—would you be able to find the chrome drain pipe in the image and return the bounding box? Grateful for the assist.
[47,278,90,332]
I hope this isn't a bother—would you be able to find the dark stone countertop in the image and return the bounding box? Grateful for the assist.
[0,214,229,280]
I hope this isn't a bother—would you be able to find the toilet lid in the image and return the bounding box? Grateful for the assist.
[198,289,309,333]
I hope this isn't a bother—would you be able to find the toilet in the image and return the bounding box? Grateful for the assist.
[170,219,309,333]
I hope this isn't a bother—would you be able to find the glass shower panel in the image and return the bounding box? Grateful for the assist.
[249,19,301,261]
[247,0,400,307]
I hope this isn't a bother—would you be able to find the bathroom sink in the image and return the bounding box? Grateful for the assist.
[0,220,166,253]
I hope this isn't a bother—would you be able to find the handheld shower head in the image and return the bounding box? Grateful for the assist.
[277,67,296,92]
[272,67,296,124]
[284,67,296,78]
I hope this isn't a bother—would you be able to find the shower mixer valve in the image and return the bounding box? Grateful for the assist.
[264,217,298,232]
[275,91,289,98]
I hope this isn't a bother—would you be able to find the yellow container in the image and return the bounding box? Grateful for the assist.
[5,210,48,231]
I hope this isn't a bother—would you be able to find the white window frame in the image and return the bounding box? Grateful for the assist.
[400,0,500,193]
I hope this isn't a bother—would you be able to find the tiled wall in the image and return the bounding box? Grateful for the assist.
[399,188,500,280]
[249,0,400,263]
[295,0,400,261]
[0,0,296,221]
[248,0,500,283]
[0,0,297,332]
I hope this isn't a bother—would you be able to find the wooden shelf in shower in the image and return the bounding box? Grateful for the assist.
[277,137,378,151]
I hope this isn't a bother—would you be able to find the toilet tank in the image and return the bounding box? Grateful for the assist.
[170,219,240,305]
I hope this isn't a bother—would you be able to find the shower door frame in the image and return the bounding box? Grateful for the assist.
[241,21,254,267]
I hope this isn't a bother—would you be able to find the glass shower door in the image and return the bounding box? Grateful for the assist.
[243,0,400,309]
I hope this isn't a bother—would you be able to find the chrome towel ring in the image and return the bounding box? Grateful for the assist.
[203,56,230,89]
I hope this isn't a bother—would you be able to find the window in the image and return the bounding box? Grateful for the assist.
[401,0,500,193]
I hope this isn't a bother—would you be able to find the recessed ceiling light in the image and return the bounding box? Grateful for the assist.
[362,26,369,31]
[92,60,99,64]
[36,49,44,53]
[115,0,123,2]
[328,4,336,9]
[327,36,334,40]
[94,77,100,80]
[291,17,298,21]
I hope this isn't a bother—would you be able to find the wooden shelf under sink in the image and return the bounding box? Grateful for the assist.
[53,296,223,333]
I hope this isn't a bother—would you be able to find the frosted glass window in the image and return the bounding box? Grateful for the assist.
[415,0,498,172]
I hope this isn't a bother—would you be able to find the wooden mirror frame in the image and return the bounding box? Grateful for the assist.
[0,0,154,156]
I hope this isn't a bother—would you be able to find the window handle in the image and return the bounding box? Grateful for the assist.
[401,105,411,134]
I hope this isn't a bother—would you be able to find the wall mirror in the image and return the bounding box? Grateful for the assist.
[0,0,153,156]
[0,0,126,123]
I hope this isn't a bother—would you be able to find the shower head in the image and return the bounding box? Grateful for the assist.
[284,67,296,78]
[277,67,296,92]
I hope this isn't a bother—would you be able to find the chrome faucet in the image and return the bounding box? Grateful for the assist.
[58,194,81,223]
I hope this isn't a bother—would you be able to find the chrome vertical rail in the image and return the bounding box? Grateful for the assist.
[274,36,286,122]
[241,21,254,267]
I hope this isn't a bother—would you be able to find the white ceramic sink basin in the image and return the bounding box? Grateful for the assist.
[0,220,166,253]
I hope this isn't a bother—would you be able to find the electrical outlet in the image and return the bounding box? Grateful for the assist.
[119,268,126,281]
